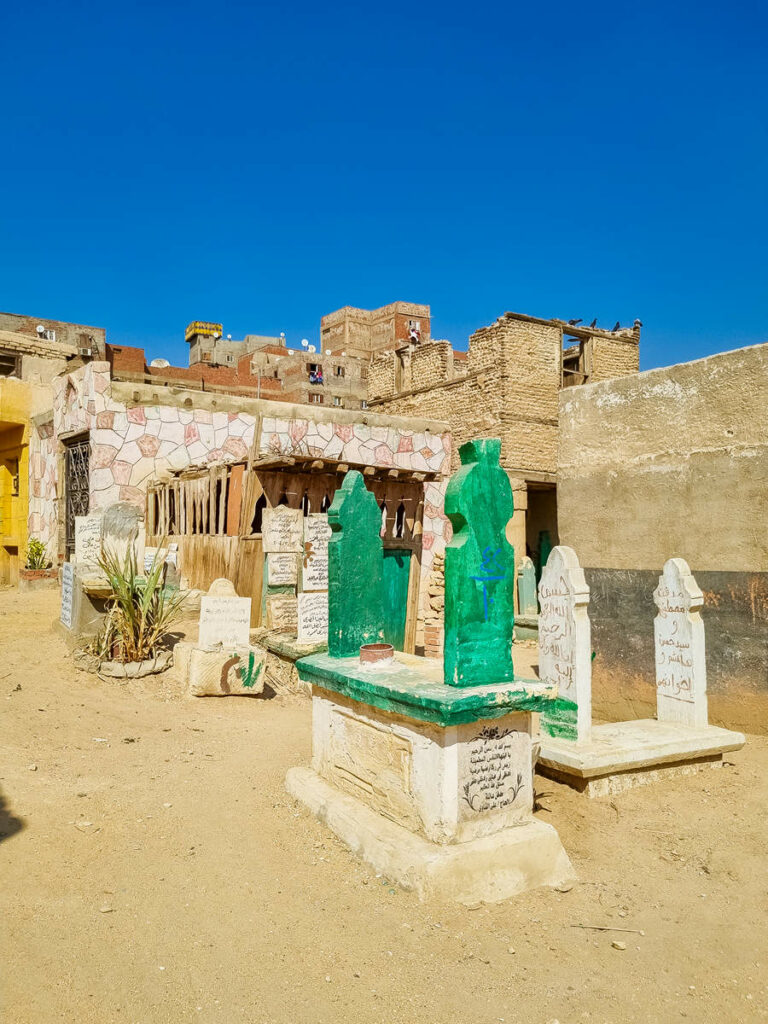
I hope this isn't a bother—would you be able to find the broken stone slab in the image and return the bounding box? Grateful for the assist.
[174,641,267,697]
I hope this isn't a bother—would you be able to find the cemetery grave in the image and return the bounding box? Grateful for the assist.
[287,440,575,903]
[537,551,745,796]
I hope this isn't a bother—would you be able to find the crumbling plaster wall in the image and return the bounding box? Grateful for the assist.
[558,342,768,733]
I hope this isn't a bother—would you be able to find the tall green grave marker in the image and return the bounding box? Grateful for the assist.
[327,471,385,658]
[444,438,515,687]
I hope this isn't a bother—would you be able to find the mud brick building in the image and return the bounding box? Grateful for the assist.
[368,311,641,573]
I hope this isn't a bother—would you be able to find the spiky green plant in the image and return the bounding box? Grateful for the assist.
[25,538,51,570]
[95,539,185,663]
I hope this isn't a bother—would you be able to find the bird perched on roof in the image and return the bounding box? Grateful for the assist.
[612,321,621,332]
[567,318,582,326]
[589,318,597,328]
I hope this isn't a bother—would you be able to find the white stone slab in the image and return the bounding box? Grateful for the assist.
[262,506,303,553]
[302,514,330,591]
[538,718,745,795]
[198,596,251,647]
[60,562,74,628]
[267,552,298,586]
[654,558,708,728]
[297,591,328,643]
[266,593,298,632]
[538,546,592,743]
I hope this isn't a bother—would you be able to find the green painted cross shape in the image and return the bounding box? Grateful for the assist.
[444,439,516,687]
[327,470,385,658]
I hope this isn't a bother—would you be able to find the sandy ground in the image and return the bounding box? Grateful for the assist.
[1,588,767,1024]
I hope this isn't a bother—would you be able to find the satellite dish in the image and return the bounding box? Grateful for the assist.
[325,349,331,355]
[150,358,170,368]
[36,325,45,335]
[279,332,286,339]
[307,345,316,353]
[301,338,309,348]
[227,334,232,340]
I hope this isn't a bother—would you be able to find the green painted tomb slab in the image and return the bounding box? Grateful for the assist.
[297,650,555,727]
[327,470,385,658]
[382,548,411,652]
[444,438,516,687]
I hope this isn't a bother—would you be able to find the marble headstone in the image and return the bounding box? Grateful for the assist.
[517,556,538,617]
[302,514,331,592]
[262,506,303,553]
[199,594,251,647]
[60,562,74,628]
[267,553,298,586]
[653,558,708,728]
[298,591,329,643]
[538,546,592,743]
[74,514,102,569]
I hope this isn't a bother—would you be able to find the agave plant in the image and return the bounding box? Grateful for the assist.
[94,539,185,664]
[25,538,51,570]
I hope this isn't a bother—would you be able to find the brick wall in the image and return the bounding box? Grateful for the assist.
[590,335,640,382]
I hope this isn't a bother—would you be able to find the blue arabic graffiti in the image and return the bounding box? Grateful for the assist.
[469,546,505,621]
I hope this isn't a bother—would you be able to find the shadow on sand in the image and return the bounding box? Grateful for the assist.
[0,787,25,843]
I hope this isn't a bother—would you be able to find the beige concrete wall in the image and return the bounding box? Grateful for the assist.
[558,342,768,572]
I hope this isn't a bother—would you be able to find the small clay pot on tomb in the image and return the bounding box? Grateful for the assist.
[359,643,394,665]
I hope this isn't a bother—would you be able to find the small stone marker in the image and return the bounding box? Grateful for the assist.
[74,514,102,569]
[143,547,158,574]
[298,591,329,643]
[199,594,251,647]
[539,546,592,743]
[176,643,268,697]
[267,552,298,586]
[303,514,331,592]
[60,562,74,628]
[443,439,515,687]
[327,471,385,657]
[654,557,708,728]
[517,556,538,617]
[262,506,303,553]
[207,577,238,596]
[266,593,299,631]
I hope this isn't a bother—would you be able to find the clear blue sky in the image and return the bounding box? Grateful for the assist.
[2,1,765,370]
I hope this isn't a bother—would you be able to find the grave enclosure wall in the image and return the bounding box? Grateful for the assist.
[558,342,768,733]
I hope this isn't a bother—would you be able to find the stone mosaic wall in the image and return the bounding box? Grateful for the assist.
[259,415,450,475]
[28,419,58,557]
[28,362,454,631]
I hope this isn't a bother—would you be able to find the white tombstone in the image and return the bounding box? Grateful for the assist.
[199,595,252,647]
[266,593,299,632]
[302,514,331,592]
[262,506,303,553]
[538,546,592,743]
[74,514,102,569]
[267,553,298,586]
[60,562,74,628]
[653,558,708,728]
[298,591,328,643]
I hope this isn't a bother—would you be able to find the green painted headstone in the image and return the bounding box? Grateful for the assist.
[537,530,552,582]
[327,471,385,658]
[517,556,538,617]
[444,438,515,687]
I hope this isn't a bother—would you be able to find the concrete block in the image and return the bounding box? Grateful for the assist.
[286,766,575,904]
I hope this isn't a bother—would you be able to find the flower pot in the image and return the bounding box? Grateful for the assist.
[359,643,394,665]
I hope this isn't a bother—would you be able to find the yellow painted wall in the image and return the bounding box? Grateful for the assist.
[0,378,33,584]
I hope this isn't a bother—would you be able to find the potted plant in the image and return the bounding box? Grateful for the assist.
[91,541,185,679]
[19,539,57,589]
